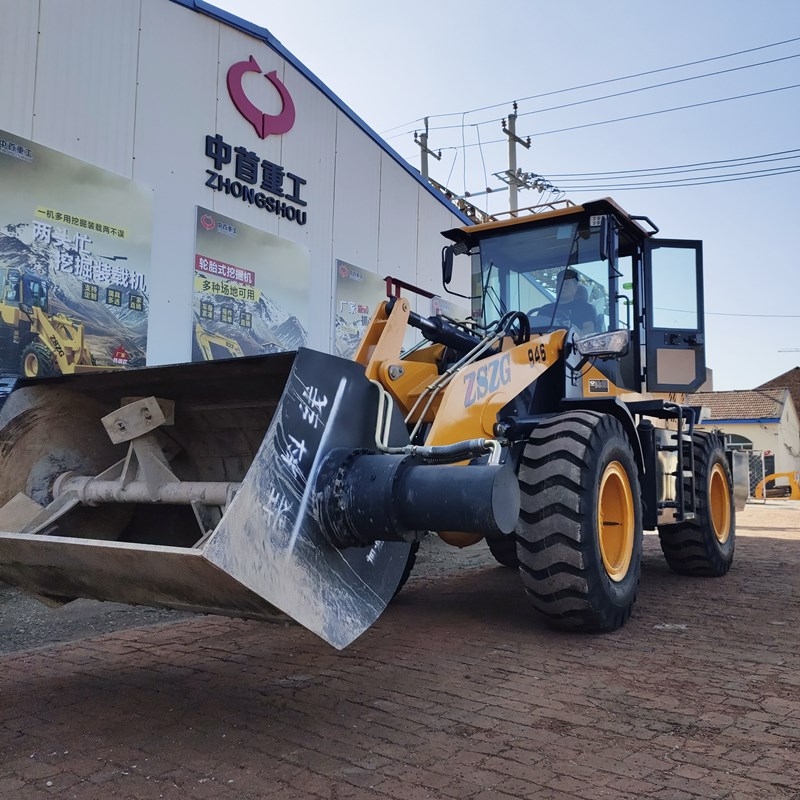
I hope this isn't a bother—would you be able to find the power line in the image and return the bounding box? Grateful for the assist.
[421,52,800,135]
[552,165,800,190]
[662,308,800,318]
[402,145,800,195]
[555,161,800,186]
[547,148,800,179]
[379,35,800,135]
[420,83,800,152]
[393,47,800,199]
[524,52,800,119]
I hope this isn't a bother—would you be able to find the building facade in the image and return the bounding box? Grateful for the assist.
[0,0,468,373]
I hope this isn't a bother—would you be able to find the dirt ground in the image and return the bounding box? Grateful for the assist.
[1,501,799,799]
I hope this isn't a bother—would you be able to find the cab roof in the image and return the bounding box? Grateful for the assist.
[442,197,655,248]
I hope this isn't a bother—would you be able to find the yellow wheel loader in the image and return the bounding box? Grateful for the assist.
[0,199,743,649]
[0,267,109,377]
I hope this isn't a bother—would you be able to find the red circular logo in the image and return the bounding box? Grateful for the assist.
[200,214,216,231]
[227,55,296,140]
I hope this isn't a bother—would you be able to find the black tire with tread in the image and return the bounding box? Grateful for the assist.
[20,341,59,378]
[486,534,519,568]
[392,541,420,598]
[658,432,735,576]
[516,411,643,632]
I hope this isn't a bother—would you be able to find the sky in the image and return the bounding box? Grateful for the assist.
[211,0,800,391]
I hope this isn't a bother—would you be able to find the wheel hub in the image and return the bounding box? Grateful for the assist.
[709,463,731,544]
[24,353,39,377]
[597,460,634,582]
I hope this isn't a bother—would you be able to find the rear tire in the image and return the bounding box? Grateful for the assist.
[658,432,735,576]
[486,534,519,567]
[21,341,59,377]
[516,411,643,632]
[392,541,420,598]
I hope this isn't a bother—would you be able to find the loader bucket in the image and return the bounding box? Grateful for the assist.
[0,350,413,649]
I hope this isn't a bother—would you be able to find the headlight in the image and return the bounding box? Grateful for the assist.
[575,329,630,359]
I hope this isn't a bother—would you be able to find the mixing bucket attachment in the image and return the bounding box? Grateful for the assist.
[0,350,413,649]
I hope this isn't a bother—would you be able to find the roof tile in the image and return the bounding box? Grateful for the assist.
[757,366,800,417]
[692,389,787,420]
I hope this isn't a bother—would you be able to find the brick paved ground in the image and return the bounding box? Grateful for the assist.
[1,501,799,799]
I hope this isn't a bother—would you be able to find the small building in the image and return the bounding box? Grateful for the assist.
[758,366,800,422]
[693,388,800,479]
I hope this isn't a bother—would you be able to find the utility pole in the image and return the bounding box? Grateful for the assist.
[423,103,560,219]
[414,118,441,179]
[502,103,531,216]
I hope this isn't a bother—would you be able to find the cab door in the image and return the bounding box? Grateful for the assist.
[643,239,706,392]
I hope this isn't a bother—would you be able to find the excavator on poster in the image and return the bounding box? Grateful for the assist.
[0,198,747,649]
[192,321,246,361]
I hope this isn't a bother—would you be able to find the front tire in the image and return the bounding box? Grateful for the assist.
[658,432,735,576]
[516,411,643,632]
[21,341,59,377]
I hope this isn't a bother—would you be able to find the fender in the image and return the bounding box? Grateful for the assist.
[559,396,645,474]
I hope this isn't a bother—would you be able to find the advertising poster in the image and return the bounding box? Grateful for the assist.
[334,264,467,359]
[192,207,310,360]
[333,261,388,358]
[0,129,152,375]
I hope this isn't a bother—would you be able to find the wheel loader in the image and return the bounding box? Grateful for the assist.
[0,266,109,377]
[0,198,742,649]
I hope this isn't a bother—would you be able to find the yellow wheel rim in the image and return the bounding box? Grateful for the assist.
[709,463,731,544]
[23,353,39,377]
[598,461,635,582]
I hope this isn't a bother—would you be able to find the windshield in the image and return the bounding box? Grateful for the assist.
[22,276,48,310]
[473,219,614,336]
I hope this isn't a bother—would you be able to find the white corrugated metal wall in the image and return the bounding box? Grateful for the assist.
[0,0,468,365]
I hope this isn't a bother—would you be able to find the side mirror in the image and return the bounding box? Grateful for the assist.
[442,246,454,286]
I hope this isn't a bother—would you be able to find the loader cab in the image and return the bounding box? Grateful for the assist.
[1,268,48,313]
[469,214,612,336]
[20,273,48,313]
[442,198,707,395]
